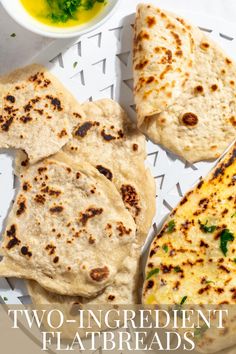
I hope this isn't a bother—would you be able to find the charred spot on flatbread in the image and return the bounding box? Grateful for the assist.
[6,95,15,103]
[116,222,132,236]
[194,85,204,94]
[146,16,156,28]
[21,246,32,257]
[79,207,103,226]
[21,156,29,167]
[182,112,198,126]
[74,122,93,137]
[20,116,32,124]
[29,71,51,88]
[121,184,141,218]
[49,206,64,213]
[16,196,27,216]
[45,96,62,111]
[58,129,68,138]
[108,295,115,301]
[6,224,20,250]
[135,60,149,70]
[41,186,61,197]
[22,182,31,191]
[90,266,109,282]
[1,117,14,132]
[34,194,46,204]
[101,129,116,141]
[96,165,113,181]
[229,116,236,126]
[211,84,218,92]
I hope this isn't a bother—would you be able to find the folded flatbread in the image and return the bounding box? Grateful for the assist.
[0,64,84,163]
[134,4,236,162]
[63,99,156,245]
[0,152,136,297]
[143,142,236,305]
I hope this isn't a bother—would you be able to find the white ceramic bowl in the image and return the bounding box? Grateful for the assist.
[1,0,120,38]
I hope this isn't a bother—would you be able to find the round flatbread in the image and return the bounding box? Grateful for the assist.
[0,152,136,297]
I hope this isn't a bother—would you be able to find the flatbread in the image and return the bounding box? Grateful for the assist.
[0,64,84,163]
[134,4,236,162]
[143,142,236,305]
[0,152,136,297]
[63,99,156,244]
[26,100,151,310]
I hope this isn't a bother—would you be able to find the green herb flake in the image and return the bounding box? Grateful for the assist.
[3,296,8,301]
[73,61,78,68]
[174,266,181,273]
[233,258,236,263]
[205,280,215,284]
[162,245,168,253]
[46,0,105,23]
[10,33,16,38]
[231,212,236,218]
[194,324,208,338]
[84,0,105,10]
[166,220,175,233]
[180,296,187,305]
[146,268,159,280]
[220,229,234,256]
[199,220,217,233]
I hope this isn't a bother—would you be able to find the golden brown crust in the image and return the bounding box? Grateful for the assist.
[143,143,236,305]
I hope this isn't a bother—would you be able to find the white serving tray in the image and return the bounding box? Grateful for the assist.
[1,0,236,305]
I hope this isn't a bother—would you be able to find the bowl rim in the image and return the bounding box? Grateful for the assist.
[1,0,121,39]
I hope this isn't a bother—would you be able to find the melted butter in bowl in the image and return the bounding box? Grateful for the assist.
[1,0,120,38]
[20,0,107,28]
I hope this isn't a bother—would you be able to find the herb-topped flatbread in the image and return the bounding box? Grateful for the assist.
[134,4,236,162]
[0,152,136,297]
[143,143,236,305]
[0,64,84,163]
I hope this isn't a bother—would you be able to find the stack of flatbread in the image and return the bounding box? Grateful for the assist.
[3,2,236,344]
[133,3,236,162]
[0,64,156,314]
